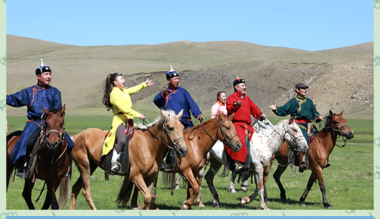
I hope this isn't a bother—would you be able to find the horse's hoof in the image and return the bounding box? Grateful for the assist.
[241,187,247,193]
[181,204,190,210]
[299,202,306,207]
[228,187,237,193]
[198,204,205,208]
[324,203,333,209]
[281,197,287,202]
[175,185,180,190]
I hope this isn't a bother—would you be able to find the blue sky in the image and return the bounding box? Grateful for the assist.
[6,0,374,51]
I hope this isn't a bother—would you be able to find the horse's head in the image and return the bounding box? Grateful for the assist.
[283,116,308,152]
[327,110,354,139]
[41,105,66,151]
[216,113,241,152]
[161,109,188,158]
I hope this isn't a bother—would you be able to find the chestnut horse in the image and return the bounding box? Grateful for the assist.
[270,110,354,209]
[7,106,70,209]
[60,110,188,210]
[128,113,242,209]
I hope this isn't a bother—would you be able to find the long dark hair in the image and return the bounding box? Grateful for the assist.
[102,73,123,111]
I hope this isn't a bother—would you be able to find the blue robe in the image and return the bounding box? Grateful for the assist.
[153,87,202,129]
[7,83,75,164]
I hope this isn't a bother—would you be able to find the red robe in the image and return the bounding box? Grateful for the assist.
[225,91,262,162]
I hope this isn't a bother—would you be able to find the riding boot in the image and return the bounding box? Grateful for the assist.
[111,149,121,172]
[234,160,245,173]
[17,159,27,178]
[298,152,306,172]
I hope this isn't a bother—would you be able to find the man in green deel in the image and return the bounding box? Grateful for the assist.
[269,83,324,172]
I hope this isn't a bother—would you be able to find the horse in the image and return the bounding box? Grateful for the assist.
[60,110,188,210]
[270,110,354,209]
[200,117,308,210]
[129,112,242,209]
[7,106,70,209]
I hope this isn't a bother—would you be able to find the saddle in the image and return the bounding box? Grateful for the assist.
[222,129,252,182]
[101,119,135,180]
[287,124,320,172]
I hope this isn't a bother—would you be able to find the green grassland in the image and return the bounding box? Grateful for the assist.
[6,115,373,210]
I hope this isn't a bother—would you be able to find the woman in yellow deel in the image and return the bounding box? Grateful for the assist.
[101,73,154,172]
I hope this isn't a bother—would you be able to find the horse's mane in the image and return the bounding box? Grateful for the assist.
[132,110,178,131]
[323,114,338,128]
[49,107,60,114]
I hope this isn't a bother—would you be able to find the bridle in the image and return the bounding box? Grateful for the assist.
[326,121,349,148]
[189,117,239,149]
[144,117,185,152]
[40,113,67,164]
[265,119,304,149]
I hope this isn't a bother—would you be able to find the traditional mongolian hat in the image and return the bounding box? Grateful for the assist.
[233,75,245,87]
[166,65,179,80]
[35,59,52,75]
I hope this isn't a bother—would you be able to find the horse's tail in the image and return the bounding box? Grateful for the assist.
[116,176,134,207]
[58,156,73,209]
[162,171,178,192]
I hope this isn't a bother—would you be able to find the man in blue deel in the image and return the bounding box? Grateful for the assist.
[153,65,204,128]
[7,59,75,178]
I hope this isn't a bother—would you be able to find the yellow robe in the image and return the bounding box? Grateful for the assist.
[101,83,147,156]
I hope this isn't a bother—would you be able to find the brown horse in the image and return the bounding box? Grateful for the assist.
[270,110,354,209]
[7,106,70,209]
[128,113,242,209]
[61,110,188,210]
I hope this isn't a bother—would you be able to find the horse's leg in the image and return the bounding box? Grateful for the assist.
[22,178,36,209]
[149,174,159,210]
[69,170,83,210]
[80,160,98,210]
[204,160,222,207]
[301,167,332,209]
[134,174,155,210]
[195,165,207,208]
[195,177,204,208]
[299,171,318,206]
[42,180,59,210]
[263,165,271,203]
[181,168,200,210]
[229,171,238,193]
[273,158,288,202]
[131,184,139,209]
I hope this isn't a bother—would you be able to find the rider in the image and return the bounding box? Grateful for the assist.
[153,65,204,127]
[269,82,324,172]
[6,59,75,178]
[101,73,154,172]
[153,65,203,187]
[226,77,266,172]
[211,91,227,119]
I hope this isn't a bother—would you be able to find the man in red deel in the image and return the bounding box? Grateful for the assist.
[226,77,266,172]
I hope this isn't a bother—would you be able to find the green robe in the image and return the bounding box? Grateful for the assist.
[273,95,320,145]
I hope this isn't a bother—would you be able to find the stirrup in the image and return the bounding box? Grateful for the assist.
[299,162,306,173]
[111,162,121,172]
[17,166,26,178]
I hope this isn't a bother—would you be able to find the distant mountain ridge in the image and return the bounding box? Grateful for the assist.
[6,35,373,119]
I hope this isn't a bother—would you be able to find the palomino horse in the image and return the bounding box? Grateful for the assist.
[128,113,242,209]
[7,106,70,209]
[209,117,308,210]
[270,110,354,209]
[61,110,188,210]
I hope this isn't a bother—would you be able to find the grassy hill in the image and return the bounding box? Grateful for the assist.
[6,35,373,119]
